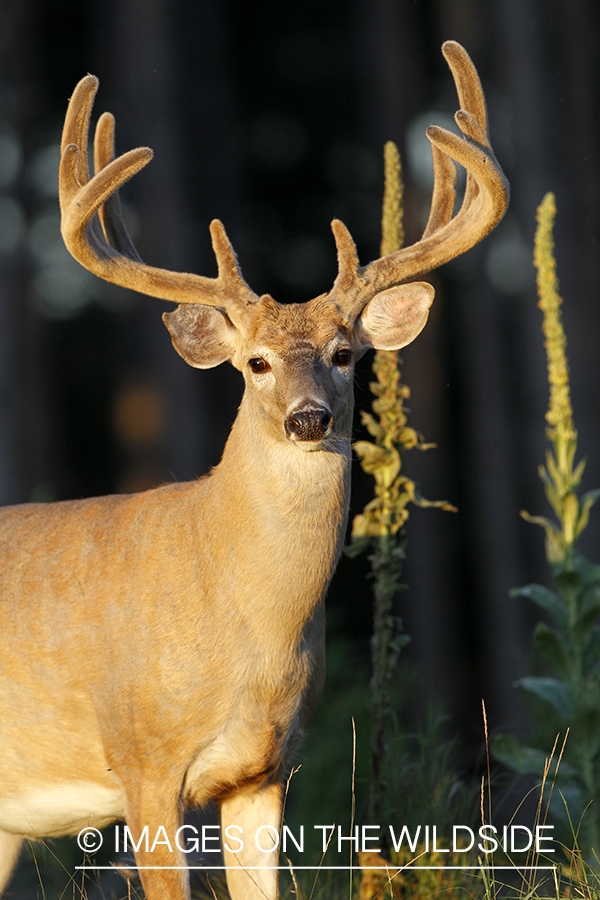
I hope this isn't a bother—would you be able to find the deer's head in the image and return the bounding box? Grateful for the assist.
[160,248,434,450]
[58,42,508,452]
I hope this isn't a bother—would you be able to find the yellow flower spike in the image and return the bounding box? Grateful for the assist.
[350,141,453,543]
[380,141,403,257]
[528,192,593,562]
[534,193,576,451]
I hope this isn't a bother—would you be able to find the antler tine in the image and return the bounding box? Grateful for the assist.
[420,143,457,240]
[60,75,98,197]
[93,111,144,262]
[208,219,258,305]
[330,219,366,300]
[330,41,508,320]
[442,40,488,137]
[59,75,258,319]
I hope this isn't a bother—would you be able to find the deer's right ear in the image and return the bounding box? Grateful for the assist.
[163,305,237,369]
[356,282,435,352]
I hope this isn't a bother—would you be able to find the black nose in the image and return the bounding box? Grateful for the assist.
[285,405,333,441]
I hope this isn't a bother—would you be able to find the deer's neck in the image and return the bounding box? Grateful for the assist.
[202,395,352,636]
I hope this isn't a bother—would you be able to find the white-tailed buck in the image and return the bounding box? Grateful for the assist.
[0,41,507,900]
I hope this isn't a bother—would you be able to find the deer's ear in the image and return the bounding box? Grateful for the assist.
[163,305,237,369]
[356,282,435,352]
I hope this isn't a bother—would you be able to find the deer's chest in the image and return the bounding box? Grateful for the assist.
[183,646,319,806]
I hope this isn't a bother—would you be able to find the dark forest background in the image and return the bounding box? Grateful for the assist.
[1,0,600,865]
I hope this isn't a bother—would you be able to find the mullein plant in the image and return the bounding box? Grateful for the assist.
[348,141,455,834]
[493,193,600,858]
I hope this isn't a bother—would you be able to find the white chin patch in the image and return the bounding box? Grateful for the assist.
[295,441,323,452]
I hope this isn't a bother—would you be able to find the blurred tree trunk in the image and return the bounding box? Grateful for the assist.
[0,0,52,505]
[543,0,600,544]
[91,0,241,490]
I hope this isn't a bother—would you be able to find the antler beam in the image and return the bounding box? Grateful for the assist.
[329,41,509,318]
[59,75,258,324]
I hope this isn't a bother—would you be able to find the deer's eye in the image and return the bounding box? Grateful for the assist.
[333,348,352,366]
[249,357,270,374]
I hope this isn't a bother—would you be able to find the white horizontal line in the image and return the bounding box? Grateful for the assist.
[76,865,557,871]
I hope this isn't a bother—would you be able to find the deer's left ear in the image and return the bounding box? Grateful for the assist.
[355,282,435,352]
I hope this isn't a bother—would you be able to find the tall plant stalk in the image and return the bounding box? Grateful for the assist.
[349,142,454,829]
[493,193,600,858]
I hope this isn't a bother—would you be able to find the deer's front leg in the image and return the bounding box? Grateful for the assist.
[124,785,190,900]
[220,781,282,900]
[0,830,23,895]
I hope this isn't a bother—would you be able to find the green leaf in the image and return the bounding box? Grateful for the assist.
[574,597,600,647]
[569,682,600,760]
[520,510,566,564]
[567,440,579,474]
[584,625,600,670]
[545,452,560,487]
[571,707,600,762]
[344,533,372,558]
[360,411,385,442]
[492,734,556,777]
[353,441,400,486]
[398,426,419,449]
[389,633,411,652]
[520,510,560,536]
[353,440,388,470]
[579,579,600,613]
[578,556,600,587]
[555,566,583,597]
[516,676,573,720]
[510,583,567,629]
[572,457,587,490]
[575,488,600,539]
[548,783,584,828]
[534,622,570,678]
[573,678,600,714]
